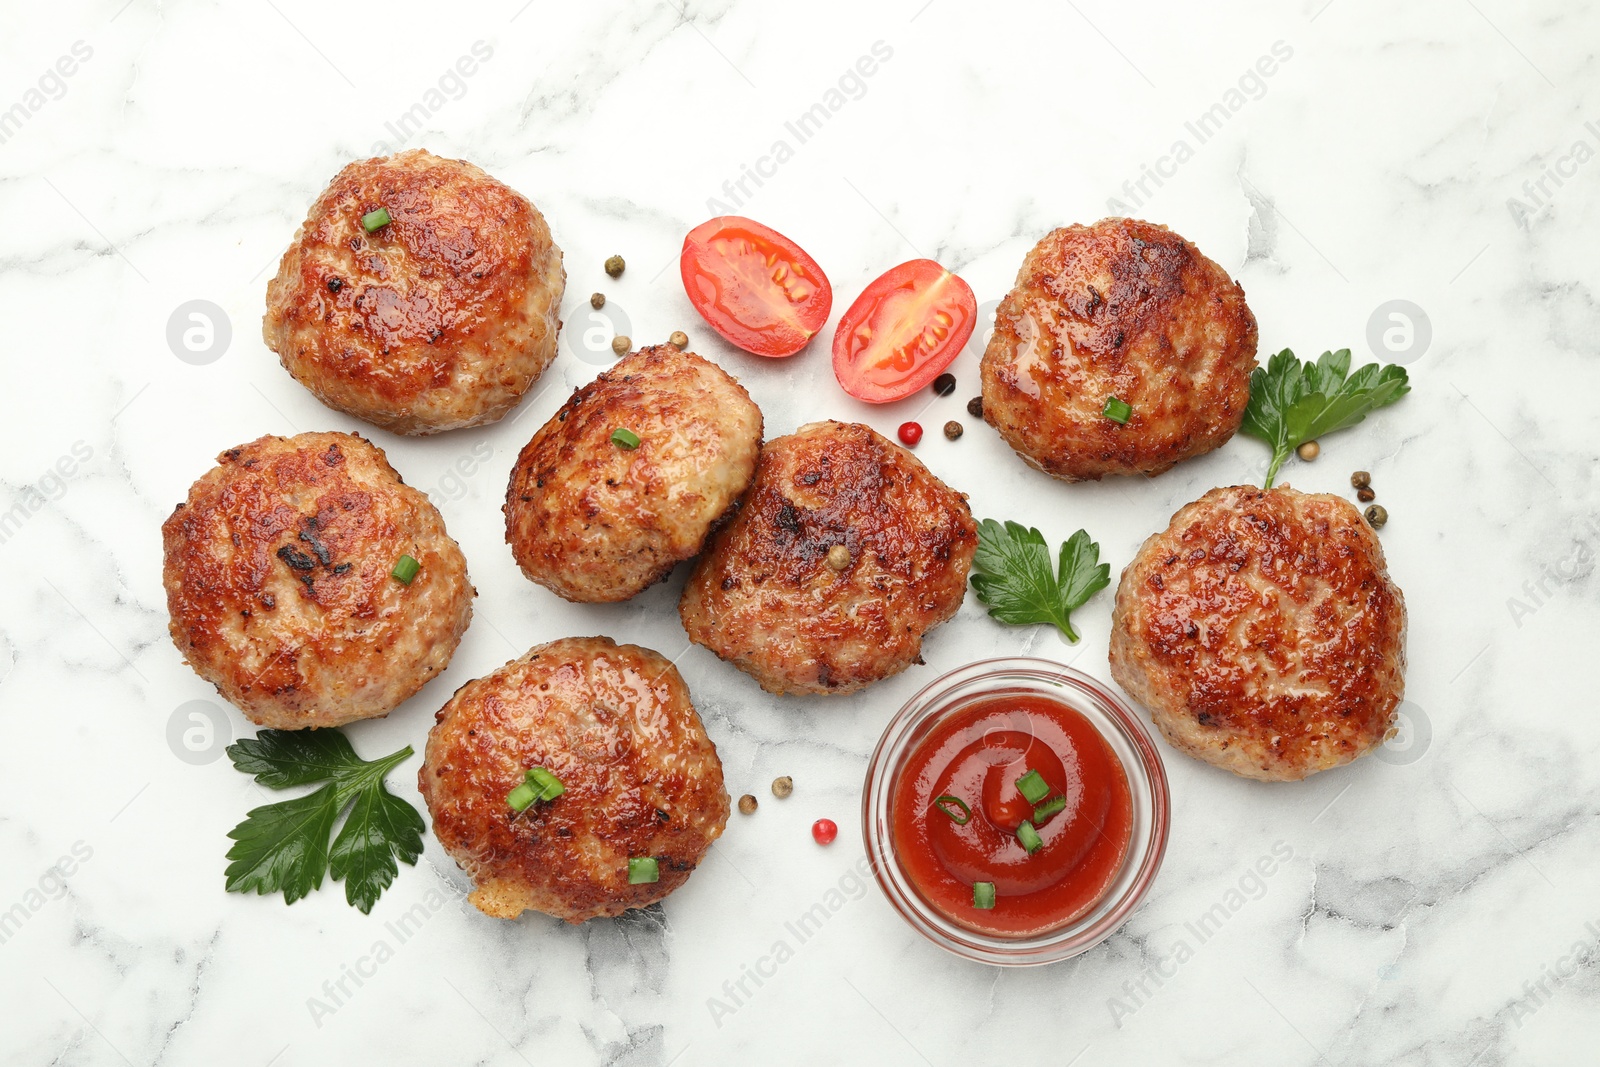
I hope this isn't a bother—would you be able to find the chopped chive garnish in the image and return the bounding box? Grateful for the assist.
[1017,819,1043,854]
[508,767,564,811]
[361,208,392,233]
[506,781,538,812]
[610,427,641,449]
[525,766,565,801]
[933,795,971,825]
[1102,396,1132,424]
[391,554,420,584]
[1032,795,1067,823]
[973,881,996,909]
[1014,769,1049,805]
[628,857,660,884]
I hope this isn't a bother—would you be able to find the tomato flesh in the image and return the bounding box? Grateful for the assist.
[680,217,832,358]
[832,260,977,403]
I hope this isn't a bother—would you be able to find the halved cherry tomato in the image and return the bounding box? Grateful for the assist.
[831,260,977,403]
[680,217,832,358]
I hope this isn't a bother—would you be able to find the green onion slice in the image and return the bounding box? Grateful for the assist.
[508,767,564,811]
[1014,769,1049,805]
[1017,819,1043,854]
[1032,795,1067,823]
[933,795,971,825]
[628,857,660,884]
[610,427,641,449]
[973,881,996,909]
[525,766,565,801]
[506,781,538,812]
[1102,396,1132,424]
[391,554,420,584]
[361,208,392,232]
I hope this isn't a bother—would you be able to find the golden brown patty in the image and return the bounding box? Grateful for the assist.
[1109,485,1406,781]
[419,636,729,922]
[980,218,1258,480]
[504,344,763,602]
[679,421,977,696]
[162,432,473,730]
[263,149,565,435]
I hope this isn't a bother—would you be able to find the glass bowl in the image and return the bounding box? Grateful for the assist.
[861,657,1170,966]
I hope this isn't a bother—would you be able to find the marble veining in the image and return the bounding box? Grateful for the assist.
[2,0,1597,1064]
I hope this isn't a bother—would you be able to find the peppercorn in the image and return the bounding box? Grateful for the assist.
[1365,504,1388,529]
[611,335,631,356]
[771,776,793,798]
[1351,470,1371,489]
[944,420,963,440]
[932,373,956,396]
[590,292,605,309]
[669,330,688,348]
[1357,487,1375,503]
[967,396,983,418]
[1297,441,1320,461]
[605,255,625,278]
[826,545,851,571]
[738,794,758,815]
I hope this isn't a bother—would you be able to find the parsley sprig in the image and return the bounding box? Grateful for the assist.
[969,520,1111,643]
[224,729,424,914]
[1241,348,1410,488]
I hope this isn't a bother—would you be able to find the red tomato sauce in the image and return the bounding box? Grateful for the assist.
[891,694,1132,937]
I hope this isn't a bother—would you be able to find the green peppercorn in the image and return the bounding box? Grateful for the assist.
[1365,504,1388,529]
[605,255,625,278]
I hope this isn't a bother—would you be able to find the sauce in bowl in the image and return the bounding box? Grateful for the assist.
[892,693,1133,937]
[863,658,1168,965]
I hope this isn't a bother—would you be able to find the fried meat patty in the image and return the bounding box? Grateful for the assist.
[679,421,977,695]
[1109,485,1406,781]
[420,636,729,922]
[264,149,565,434]
[162,432,473,729]
[504,344,762,602]
[980,218,1257,480]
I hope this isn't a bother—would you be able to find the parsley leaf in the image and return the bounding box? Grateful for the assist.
[1241,348,1411,488]
[224,729,423,914]
[969,520,1111,643]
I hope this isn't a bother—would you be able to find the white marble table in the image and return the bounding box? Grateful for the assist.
[3,1,1595,1063]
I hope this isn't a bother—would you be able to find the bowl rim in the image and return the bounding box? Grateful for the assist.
[861,656,1170,966]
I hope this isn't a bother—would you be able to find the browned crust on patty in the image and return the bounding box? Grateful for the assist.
[161,431,474,729]
[263,149,564,435]
[679,421,977,695]
[1109,485,1406,781]
[504,344,763,602]
[980,218,1258,480]
[419,636,729,922]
